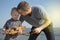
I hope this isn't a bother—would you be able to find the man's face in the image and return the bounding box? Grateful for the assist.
[18,7,31,16]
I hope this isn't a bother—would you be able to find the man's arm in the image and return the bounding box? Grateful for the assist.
[33,16,51,34]
[38,16,51,30]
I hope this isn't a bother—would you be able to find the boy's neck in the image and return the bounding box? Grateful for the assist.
[12,18,18,20]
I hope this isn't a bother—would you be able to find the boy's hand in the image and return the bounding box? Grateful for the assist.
[3,28,9,34]
[3,28,6,31]
[2,26,26,35]
[15,26,26,34]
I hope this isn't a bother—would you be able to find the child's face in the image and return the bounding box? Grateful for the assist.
[11,10,19,20]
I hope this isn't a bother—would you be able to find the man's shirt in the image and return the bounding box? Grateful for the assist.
[20,6,47,27]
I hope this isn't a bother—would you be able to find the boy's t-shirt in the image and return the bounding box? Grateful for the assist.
[3,18,21,29]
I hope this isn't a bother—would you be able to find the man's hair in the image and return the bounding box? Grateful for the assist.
[17,1,29,10]
[11,7,17,15]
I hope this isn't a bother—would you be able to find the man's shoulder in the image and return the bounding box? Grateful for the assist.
[32,6,39,10]
[32,5,45,11]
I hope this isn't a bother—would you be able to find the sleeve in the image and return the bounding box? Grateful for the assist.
[34,6,47,20]
[19,16,24,23]
[3,21,9,29]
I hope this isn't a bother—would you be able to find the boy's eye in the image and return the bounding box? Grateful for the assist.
[15,15,17,16]
[15,14,19,16]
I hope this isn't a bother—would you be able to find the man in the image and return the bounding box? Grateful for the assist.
[17,1,55,40]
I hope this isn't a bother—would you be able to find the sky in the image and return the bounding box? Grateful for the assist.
[0,0,60,28]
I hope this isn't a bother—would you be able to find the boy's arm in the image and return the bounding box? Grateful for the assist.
[3,21,9,32]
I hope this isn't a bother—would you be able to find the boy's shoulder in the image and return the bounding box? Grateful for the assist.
[6,18,21,24]
[6,18,12,23]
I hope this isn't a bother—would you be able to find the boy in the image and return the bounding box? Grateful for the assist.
[3,7,23,40]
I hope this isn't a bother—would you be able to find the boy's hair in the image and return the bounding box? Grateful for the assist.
[17,1,29,10]
[11,7,17,15]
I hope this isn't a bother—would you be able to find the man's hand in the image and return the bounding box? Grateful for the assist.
[32,27,42,34]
